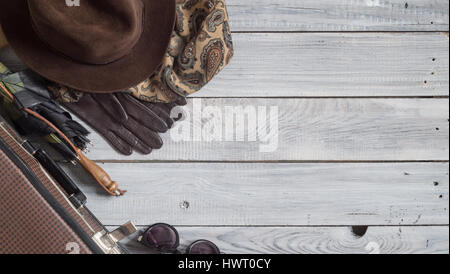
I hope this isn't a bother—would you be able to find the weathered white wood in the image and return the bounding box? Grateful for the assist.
[0,0,448,255]
[108,226,450,254]
[226,0,449,31]
[1,33,449,97]
[200,33,449,97]
[64,162,449,226]
[80,98,449,161]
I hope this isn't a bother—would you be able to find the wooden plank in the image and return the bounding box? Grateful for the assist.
[0,33,448,97]
[226,0,449,32]
[0,1,449,37]
[80,98,449,161]
[108,226,450,254]
[64,162,449,226]
[200,33,449,98]
[1,33,448,97]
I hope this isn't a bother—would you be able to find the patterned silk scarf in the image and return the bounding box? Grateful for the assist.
[50,0,234,104]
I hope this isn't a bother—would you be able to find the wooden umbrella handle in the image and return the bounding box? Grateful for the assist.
[77,149,126,196]
[1,81,125,196]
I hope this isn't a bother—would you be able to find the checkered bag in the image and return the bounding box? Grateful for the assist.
[0,121,134,254]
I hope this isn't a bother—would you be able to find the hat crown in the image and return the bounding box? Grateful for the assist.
[28,0,144,65]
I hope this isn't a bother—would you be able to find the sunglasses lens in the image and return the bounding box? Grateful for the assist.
[143,224,178,251]
[187,240,220,254]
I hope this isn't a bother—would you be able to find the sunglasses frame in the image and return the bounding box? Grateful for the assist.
[139,223,220,254]
[185,239,221,254]
[141,223,180,253]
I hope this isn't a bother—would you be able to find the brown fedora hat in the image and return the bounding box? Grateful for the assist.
[0,0,175,93]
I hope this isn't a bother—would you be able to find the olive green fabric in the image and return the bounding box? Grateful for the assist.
[49,0,234,103]
[0,62,90,153]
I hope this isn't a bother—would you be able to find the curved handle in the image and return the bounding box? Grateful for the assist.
[0,82,125,196]
[77,149,126,196]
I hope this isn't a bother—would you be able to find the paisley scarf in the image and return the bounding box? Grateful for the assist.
[49,0,234,104]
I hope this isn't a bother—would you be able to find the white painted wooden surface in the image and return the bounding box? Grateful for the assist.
[54,0,450,252]
[200,33,449,97]
[64,162,449,226]
[227,0,449,31]
[2,0,449,254]
[108,226,450,254]
[81,98,449,161]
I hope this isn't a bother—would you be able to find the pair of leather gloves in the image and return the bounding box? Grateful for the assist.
[65,94,186,156]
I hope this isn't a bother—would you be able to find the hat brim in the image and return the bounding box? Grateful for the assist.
[0,0,175,93]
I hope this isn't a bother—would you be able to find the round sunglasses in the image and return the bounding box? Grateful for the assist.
[138,223,221,254]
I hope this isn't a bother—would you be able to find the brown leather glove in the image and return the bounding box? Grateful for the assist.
[65,93,185,156]
[139,96,187,129]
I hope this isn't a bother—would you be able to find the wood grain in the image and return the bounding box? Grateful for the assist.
[226,0,449,32]
[108,226,449,254]
[1,32,448,98]
[1,0,449,37]
[77,98,449,161]
[198,33,450,98]
[1,0,449,255]
[63,162,449,226]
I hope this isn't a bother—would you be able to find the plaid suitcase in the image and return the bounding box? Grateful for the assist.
[0,121,136,254]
